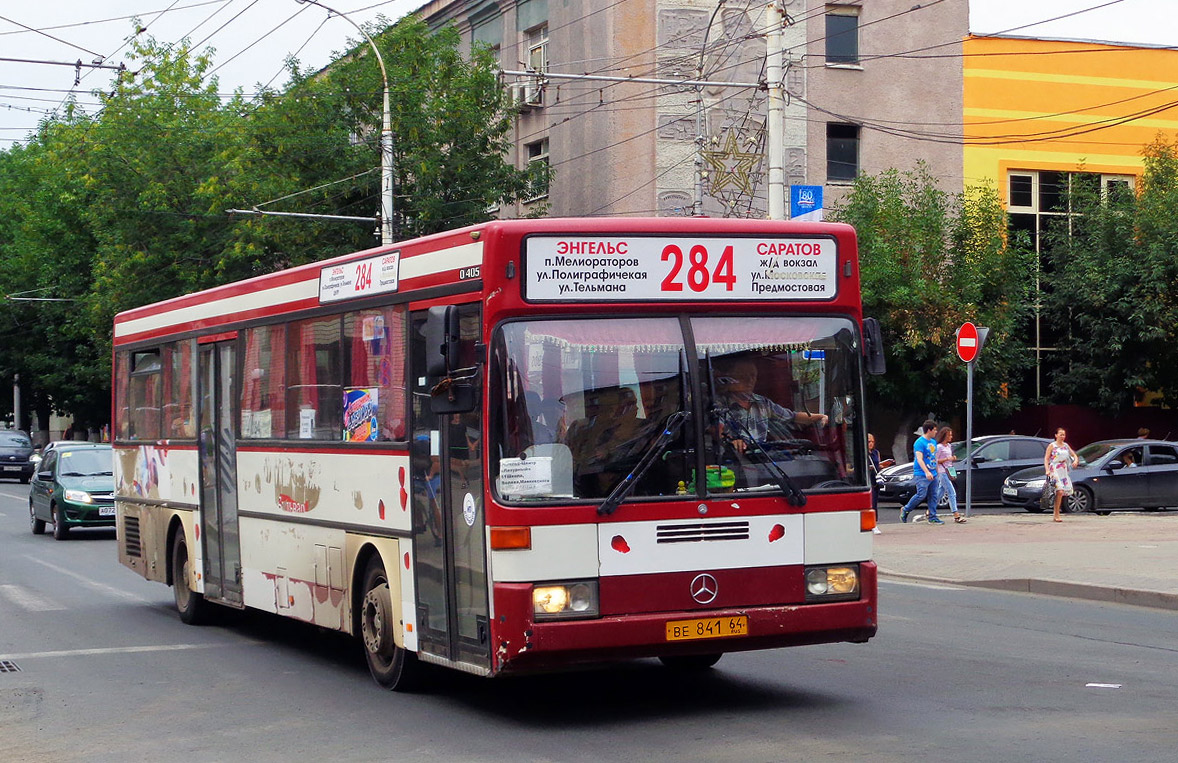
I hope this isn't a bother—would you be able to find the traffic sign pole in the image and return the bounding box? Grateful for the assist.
[957,323,989,518]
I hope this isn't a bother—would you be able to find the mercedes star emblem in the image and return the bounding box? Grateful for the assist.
[690,573,718,604]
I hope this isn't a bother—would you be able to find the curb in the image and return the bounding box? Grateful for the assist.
[879,570,1178,612]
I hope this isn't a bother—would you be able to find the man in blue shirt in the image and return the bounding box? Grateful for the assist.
[901,420,942,524]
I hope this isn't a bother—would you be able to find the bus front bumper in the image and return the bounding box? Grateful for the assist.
[492,562,877,673]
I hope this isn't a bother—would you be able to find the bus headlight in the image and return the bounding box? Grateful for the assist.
[804,565,860,602]
[532,580,599,620]
[64,489,94,504]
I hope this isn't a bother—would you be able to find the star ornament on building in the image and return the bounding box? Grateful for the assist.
[702,131,760,195]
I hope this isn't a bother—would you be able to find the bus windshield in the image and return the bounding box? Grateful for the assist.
[491,316,865,503]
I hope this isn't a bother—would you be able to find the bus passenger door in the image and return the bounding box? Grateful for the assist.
[198,341,243,607]
[410,304,490,671]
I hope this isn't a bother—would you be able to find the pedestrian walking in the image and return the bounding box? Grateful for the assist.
[867,433,894,511]
[901,420,942,524]
[1044,427,1079,522]
[934,426,966,524]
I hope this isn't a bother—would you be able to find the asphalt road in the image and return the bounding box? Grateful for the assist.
[3,479,1177,762]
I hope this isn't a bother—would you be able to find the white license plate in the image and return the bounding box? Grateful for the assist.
[98,506,116,517]
[1002,487,1018,497]
[1,465,19,472]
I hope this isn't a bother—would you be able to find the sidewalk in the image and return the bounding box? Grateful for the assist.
[874,512,1178,610]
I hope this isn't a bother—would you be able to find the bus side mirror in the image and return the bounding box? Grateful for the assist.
[863,317,886,376]
[424,305,460,378]
[423,305,478,414]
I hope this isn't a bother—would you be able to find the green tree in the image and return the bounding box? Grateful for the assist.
[0,15,543,431]
[1041,138,1178,411]
[831,163,1032,446]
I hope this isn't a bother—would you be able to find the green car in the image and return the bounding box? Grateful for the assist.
[29,442,115,540]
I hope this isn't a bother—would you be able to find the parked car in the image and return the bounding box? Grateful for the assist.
[29,442,115,539]
[876,435,1053,508]
[0,429,35,483]
[1002,439,1178,514]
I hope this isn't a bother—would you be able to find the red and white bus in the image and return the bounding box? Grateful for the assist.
[112,217,883,690]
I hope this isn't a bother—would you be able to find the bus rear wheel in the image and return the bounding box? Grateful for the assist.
[360,556,421,692]
[172,530,211,625]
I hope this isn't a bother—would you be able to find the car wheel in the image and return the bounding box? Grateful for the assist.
[29,501,45,535]
[659,653,723,670]
[52,503,69,540]
[172,530,212,625]
[1024,505,1045,513]
[360,556,421,691]
[1066,486,1093,514]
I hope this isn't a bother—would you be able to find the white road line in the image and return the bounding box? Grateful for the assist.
[881,579,966,591]
[26,557,152,602]
[0,642,261,661]
[0,584,66,611]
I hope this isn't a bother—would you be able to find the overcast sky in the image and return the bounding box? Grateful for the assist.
[1,0,1174,146]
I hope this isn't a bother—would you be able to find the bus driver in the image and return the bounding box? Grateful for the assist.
[714,357,828,454]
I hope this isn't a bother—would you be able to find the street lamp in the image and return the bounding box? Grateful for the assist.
[296,0,395,245]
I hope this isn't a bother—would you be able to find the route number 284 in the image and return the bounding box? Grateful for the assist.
[660,244,736,292]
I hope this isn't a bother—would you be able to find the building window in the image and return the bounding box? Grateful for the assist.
[1006,169,1134,400]
[826,123,859,182]
[525,138,549,201]
[523,25,548,107]
[825,7,859,65]
[527,25,548,74]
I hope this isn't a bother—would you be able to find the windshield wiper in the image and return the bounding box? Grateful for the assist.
[705,352,807,507]
[598,410,691,516]
[599,352,691,517]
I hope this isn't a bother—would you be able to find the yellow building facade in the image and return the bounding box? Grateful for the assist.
[963,35,1178,399]
[963,35,1178,199]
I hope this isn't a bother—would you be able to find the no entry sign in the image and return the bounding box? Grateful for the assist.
[956,322,979,363]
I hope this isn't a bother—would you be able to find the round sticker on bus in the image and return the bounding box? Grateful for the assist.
[463,493,477,527]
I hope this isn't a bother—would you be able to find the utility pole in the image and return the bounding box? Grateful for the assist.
[297,0,395,245]
[766,2,786,220]
[13,374,21,432]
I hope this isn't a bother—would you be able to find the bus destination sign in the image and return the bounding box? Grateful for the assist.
[524,236,837,302]
[319,251,400,303]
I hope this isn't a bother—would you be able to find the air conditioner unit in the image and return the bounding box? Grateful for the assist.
[507,82,535,112]
[522,81,544,108]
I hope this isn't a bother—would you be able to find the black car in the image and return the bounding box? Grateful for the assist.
[876,435,1052,507]
[0,430,35,483]
[1002,439,1178,514]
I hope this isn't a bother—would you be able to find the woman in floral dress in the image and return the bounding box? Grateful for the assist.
[1043,427,1079,522]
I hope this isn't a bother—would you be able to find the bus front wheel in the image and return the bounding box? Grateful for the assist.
[360,556,421,692]
[659,653,723,670]
[172,530,211,625]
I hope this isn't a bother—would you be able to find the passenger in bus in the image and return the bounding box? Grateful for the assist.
[565,386,646,497]
[714,357,828,453]
[524,390,556,445]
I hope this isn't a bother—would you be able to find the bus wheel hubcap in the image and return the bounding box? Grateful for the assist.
[362,583,392,655]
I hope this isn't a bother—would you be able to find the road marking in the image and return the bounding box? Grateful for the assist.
[27,557,152,602]
[1085,683,1123,689]
[0,584,66,611]
[0,642,261,661]
[880,579,965,591]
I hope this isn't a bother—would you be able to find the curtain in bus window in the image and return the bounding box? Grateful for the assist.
[286,317,341,439]
[691,316,865,493]
[163,341,195,438]
[128,350,162,440]
[241,325,286,438]
[343,306,407,442]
